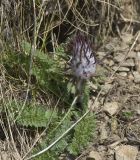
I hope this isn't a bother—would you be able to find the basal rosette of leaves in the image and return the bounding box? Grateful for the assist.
[1,39,96,159]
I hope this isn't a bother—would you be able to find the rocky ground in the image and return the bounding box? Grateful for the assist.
[77,32,140,160]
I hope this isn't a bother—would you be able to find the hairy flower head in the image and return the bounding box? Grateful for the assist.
[68,32,96,80]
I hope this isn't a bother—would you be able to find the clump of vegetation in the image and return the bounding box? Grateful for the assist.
[1,37,96,159]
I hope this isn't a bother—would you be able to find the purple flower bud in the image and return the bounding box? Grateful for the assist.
[68,32,96,80]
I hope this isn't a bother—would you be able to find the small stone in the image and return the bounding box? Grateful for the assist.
[88,100,100,111]
[111,119,118,134]
[109,60,114,66]
[114,53,125,62]
[87,151,102,160]
[102,83,112,94]
[119,67,130,72]
[110,134,121,142]
[113,66,130,72]
[135,44,140,51]
[136,52,140,59]
[100,123,108,140]
[0,151,9,160]
[103,59,114,66]
[121,33,133,44]
[0,39,3,50]
[120,43,129,51]
[0,151,18,160]
[128,73,134,81]
[135,52,140,73]
[135,105,140,115]
[105,43,114,52]
[137,109,140,115]
[127,51,137,58]
[119,72,127,77]
[108,149,115,156]
[97,51,106,58]
[122,59,135,67]
[90,84,98,90]
[133,71,140,83]
[102,59,109,65]
[97,145,106,152]
[115,145,138,160]
[103,102,119,116]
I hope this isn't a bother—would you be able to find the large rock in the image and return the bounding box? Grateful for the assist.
[115,145,138,160]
